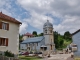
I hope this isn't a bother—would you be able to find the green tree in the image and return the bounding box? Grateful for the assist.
[64,31,72,41]
[54,31,59,48]
[38,33,43,36]
[58,35,64,48]
[32,31,37,37]
[19,34,23,42]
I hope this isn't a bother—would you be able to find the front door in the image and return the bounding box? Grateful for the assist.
[51,45,52,50]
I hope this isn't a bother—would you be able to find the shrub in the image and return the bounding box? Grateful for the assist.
[4,50,14,57]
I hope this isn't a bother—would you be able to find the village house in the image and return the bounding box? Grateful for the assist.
[72,29,80,56]
[0,12,22,55]
[20,20,55,53]
[22,32,34,40]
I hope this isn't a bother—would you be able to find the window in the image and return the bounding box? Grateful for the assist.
[72,45,77,47]
[0,37,8,46]
[45,30,47,33]
[50,30,52,33]
[0,22,9,30]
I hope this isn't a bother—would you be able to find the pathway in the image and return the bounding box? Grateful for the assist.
[43,53,74,60]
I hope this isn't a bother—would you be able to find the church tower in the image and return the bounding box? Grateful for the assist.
[43,20,55,52]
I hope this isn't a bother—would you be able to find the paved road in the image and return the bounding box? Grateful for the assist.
[67,57,74,60]
[43,54,74,60]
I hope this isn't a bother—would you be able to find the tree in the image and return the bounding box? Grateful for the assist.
[32,31,37,37]
[64,31,72,41]
[54,31,64,49]
[58,35,64,48]
[38,33,43,36]
[19,34,23,42]
[54,31,59,48]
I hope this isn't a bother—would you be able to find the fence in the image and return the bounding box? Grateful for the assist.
[0,55,19,60]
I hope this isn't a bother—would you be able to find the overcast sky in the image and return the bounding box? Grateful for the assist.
[0,0,80,35]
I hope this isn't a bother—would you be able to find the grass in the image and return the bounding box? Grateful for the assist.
[75,57,80,60]
[19,55,42,60]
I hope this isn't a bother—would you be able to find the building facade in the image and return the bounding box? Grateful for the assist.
[0,12,21,55]
[72,29,80,56]
[20,20,55,53]
[22,32,34,40]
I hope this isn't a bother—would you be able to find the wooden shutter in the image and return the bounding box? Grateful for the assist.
[7,23,9,30]
[0,21,2,29]
[6,38,8,46]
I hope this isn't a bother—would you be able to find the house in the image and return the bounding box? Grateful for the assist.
[22,32,34,40]
[20,20,55,53]
[0,12,22,55]
[72,29,80,56]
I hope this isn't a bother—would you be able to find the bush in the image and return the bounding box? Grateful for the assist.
[4,50,14,57]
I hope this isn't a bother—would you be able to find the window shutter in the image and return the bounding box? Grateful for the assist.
[7,23,9,30]
[0,21,2,29]
[6,38,8,46]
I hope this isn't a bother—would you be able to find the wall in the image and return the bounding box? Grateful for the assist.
[22,36,28,40]
[0,19,20,55]
[20,39,45,52]
[20,44,26,50]
[72,32,80,56]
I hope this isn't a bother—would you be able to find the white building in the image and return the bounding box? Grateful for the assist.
[20,20,55,53]
[22,32,34,40]
[72,29,80,56]
[0,12,21,55]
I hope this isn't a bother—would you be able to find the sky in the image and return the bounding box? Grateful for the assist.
[0,0,80,35]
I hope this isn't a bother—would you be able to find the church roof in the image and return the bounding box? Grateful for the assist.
[43,20,53,28]
[21,36,44,44]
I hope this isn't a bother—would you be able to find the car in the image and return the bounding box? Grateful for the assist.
[22,52,29,55]
[19,51,24,55]
[34,52,42,54]
[38,52,42,54]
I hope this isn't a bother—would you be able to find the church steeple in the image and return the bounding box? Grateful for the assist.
[43,20,53,35]
[43,20,55,51]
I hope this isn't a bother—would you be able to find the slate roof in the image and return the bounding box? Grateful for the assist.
[0,12,22,24]
[72,29,80,36]
[21,36,44,44]
[43,20,53,28]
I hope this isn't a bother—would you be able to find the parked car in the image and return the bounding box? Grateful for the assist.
[22,52,29,55]
[19,51,24,55]
[34,52,42,54]
[38,52,42,54]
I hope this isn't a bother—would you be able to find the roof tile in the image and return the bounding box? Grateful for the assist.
[0,12,22,24]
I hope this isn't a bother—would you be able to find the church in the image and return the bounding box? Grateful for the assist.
[20,20,55,53]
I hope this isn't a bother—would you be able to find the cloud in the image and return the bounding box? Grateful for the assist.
[17,0,80,34]
[1,0,79,34]
[26,11,53,29]
[54,16,80,34]
[19,22,28,34]
[0,0,29,34]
